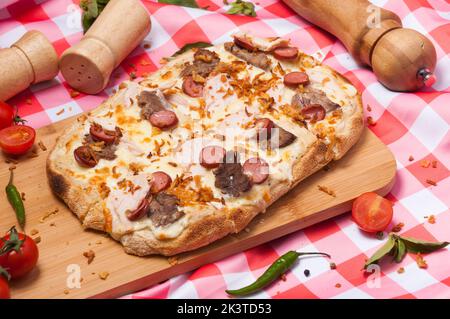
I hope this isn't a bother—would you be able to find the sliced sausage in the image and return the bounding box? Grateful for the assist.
[74,146,97,168]
[273,47,298,60]
[89,123,121,144]
[200,145,226,169]
[243,158,269,184]
[149,110,178,130]
[182,76,204,97]
[126,197,151,221]
[234,36,256,52]
[150,171,172,193]
[284,72,309,87]
[301,104,326,122]
[255,118,274,140]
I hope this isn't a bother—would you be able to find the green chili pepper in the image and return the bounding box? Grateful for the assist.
[5,170,25,229]
[226,251,330,296]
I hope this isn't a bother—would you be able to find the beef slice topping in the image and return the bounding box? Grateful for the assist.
[83,126,122,161]
[254,118,296,149]
[94,144,118,161]
[180,49,220,78]
[270,125,297,148]
[213,152,251,197]
[148,192,185,227]
[291,88,340,113]
[137,90,168,120]
[224,42,271,70]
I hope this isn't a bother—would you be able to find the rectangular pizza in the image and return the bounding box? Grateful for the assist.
[47,32,364,256]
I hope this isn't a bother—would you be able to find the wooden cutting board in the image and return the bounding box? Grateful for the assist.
[0,117,396,299]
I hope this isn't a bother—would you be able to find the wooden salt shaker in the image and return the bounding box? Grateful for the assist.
[0,30,58,101]
[60,0,151,94]
[282,0,437,91]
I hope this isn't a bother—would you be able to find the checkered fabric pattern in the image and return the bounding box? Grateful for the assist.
[1,0,449,299]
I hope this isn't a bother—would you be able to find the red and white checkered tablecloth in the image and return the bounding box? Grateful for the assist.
[1,0,450,299]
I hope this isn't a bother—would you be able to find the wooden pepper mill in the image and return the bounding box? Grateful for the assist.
[282,0,437,91]
[0,30,59,101]
[60,0,151,94]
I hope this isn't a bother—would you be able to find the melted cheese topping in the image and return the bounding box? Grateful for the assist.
[55,37,360,240]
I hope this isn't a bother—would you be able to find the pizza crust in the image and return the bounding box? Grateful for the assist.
[47,39,364,257]
[118,138,331,256]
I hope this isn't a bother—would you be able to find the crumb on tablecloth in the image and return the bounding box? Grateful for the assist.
[367,116,376,126]
[416,254,428,269]
[391,222,405,233]
[70,89,80,98]
[420,160,430,168]
[428,215,436,224]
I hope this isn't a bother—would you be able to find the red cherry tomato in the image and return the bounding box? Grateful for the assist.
[0,227,39,279]
[0,270,10,299]
[352,192,393,233]
[0,125,36,155]
[0,278,10,299]
[0,101,15,130]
